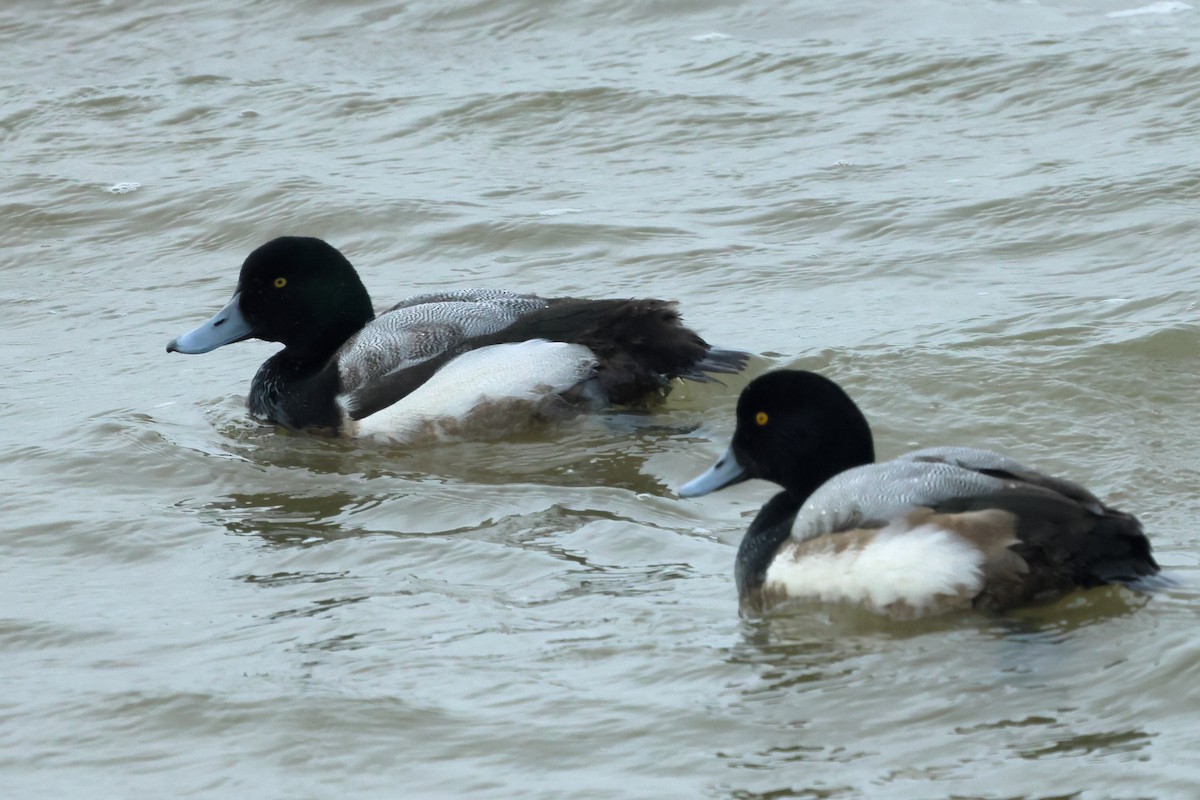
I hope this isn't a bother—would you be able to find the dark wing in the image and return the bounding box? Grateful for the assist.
[435,297,748,405]
[903,448,1158,602]
[932,486,1157,609]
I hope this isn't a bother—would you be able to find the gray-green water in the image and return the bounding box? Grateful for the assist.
[4,1,1200,797]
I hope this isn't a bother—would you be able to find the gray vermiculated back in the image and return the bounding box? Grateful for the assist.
[791,450,1019,541]
[902,446,1106,513]
[381,289,548,314]
[898,446,1040,474]
[336,292,551,393]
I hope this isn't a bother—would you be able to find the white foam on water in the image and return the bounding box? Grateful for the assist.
[1106,2,1192,18]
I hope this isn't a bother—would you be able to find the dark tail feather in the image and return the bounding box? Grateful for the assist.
[492,298,749,404]
[580,304,749,401]
[681,347,751,381]
[1119,572,1177,593]
[942,489,1159,602]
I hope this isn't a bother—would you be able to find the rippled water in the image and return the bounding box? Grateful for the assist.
[4,0,1200,797]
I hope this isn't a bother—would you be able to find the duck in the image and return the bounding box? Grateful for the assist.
[679,369,1159,617]
[167,236,747,440]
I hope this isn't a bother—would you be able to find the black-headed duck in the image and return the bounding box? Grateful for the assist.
[168,237,747,441]
[681,370,1159,617]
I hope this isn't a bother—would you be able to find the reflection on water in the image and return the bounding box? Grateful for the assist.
[709,583,1178,796]
[1017,728,1154,761]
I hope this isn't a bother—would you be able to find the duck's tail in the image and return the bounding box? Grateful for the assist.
[573,299,749,403]
[678,347,751,383]
[492,298,749,405]
[945,489,1160,609]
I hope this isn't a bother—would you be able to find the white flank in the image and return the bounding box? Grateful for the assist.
[762,522,986,614]
[348,340,598,442]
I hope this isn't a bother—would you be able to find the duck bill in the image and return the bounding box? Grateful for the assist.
[679,444,750,497]
[166,292,256,354]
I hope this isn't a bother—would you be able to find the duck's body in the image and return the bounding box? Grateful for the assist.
[168,237,747,440]
[680,371,1158,618]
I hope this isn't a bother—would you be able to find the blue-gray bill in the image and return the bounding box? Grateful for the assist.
[679,444,749,497]
[166,293,255,354]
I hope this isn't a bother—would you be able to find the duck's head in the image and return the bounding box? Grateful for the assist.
[679,370,876,499]
[167,237,375,356]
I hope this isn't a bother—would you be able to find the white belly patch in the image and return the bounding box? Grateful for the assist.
[346,340,598,442]
[762,521,987,616]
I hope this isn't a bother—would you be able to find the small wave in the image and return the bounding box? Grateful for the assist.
[1106,2,1192,18]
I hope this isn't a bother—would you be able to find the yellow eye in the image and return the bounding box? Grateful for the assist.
[273,277,287,288]
[755,411,769,426]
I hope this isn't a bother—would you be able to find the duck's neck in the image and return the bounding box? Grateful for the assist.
[282,305,374,376]
[734,456,860,600]
[735,490,804,598]
[248,354,343,433]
